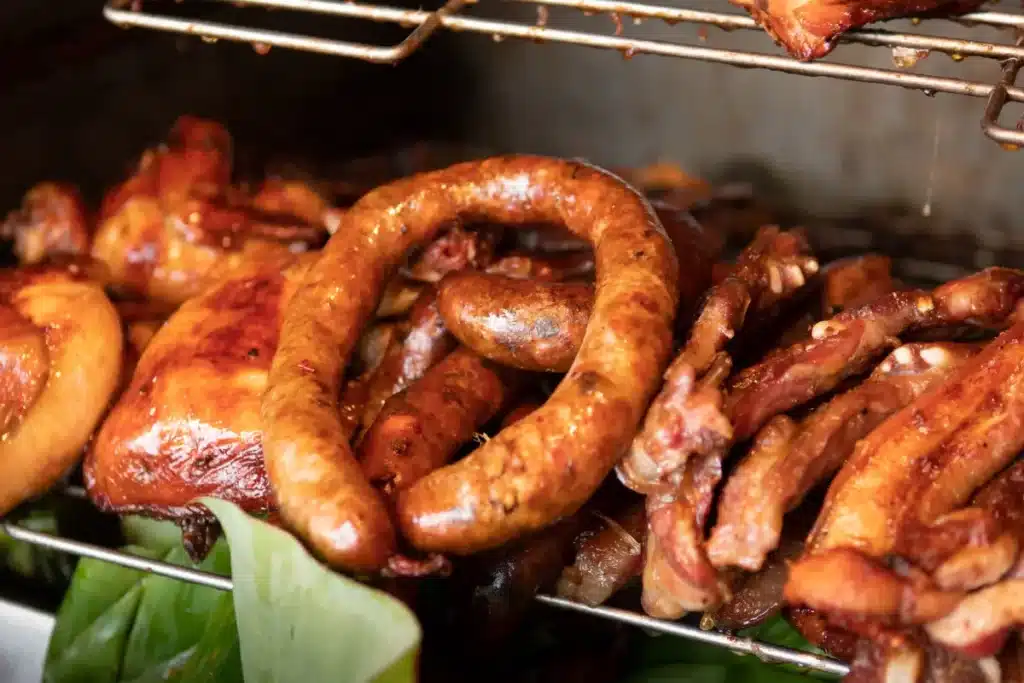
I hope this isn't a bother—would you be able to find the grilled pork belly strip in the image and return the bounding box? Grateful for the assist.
[708,341,980,572]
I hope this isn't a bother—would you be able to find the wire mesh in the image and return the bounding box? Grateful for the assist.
[103,0,1024,145]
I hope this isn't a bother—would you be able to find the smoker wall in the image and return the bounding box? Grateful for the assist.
[0,0,1019,245]
[442,9,1023,243]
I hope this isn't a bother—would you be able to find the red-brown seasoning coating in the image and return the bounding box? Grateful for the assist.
[708,342,980,572]
[725,267,1024,443]
[0,304,49,434]
[359,347,516,494]
[437,271,593,372]
[359,288,456,433]
[261,156,682,571]
[2,182,91,265]
[734,0,985,61]
[85,258,312,524]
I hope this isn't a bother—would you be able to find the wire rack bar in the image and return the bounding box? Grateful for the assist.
[0,513,849,677]
[102,0,1024,145]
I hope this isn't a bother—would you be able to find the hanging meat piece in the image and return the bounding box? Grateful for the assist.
[733,0,985,61]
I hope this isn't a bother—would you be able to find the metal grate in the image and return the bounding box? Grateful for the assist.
[0,486,849,677]
[104,0,1024,146]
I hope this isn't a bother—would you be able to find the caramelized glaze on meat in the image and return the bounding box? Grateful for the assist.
[734,0,985,61]
[1,183,91,265]
[806,320,1024,560]
[84,256,313,525]
[89,116,328,306]
[0,267,122,515]
[785,322,1024,630]
[708,342,979,572]
[0,304,49,434]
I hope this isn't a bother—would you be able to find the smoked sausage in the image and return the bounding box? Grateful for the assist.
[359,347,516,494]
[261,156,683,571]
[437,271,593,372]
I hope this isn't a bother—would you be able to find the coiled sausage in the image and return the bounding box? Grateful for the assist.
[261,156,683,571]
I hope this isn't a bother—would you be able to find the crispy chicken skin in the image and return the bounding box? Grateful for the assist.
[84,256,313,529]
[734,0,985,61]
[89,116,328,306]
[0,267,122,515]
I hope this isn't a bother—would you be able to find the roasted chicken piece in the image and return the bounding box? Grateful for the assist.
[734,0,986,61]
[0,266,122,515]
[84,256,314,556]
[0,183,91,265]
[89,116,330,306]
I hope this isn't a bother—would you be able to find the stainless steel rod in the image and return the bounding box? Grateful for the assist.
[527,0,1024,59]
[2,517,847,676]
[535,594,851,677]
[0,521,234,591]
[104,1,1024,100]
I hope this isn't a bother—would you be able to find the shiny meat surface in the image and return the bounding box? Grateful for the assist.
[1,183,91,265]
[0,267,123,515]
[0,303,49,434]
[725,267,1024,442]
[90,116,328,306]
[785,322,1024,630]
[618,227,818,618]
[733,0,986,61]
[555,501,646,606]
[708,341,978,572]
[85,257,313,524]
[806,320,1024,559]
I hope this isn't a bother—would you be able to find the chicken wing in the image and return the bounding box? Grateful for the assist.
[89,116,330,306]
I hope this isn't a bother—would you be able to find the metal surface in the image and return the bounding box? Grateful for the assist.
[1,513,848,677]
[0,600,54,683]
[104,0,1024,145]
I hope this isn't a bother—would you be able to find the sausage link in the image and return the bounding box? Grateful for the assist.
[261,156,682,570]
[359,288,455,432]
[438,271,593,372]
[500,400,544,430]
[359,347,515,494]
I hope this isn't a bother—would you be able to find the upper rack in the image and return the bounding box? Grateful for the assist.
[105,0,1024,147]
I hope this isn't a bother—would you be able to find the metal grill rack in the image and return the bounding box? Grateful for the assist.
[104,0,1024,147]
[0,485,850,678]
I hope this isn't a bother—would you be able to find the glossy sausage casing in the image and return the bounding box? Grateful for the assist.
[261,155,683,570]
[438,271,593,372]
[358,347,515,494]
